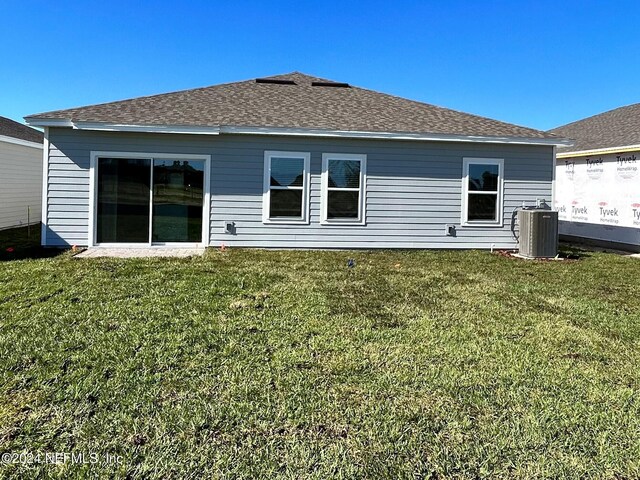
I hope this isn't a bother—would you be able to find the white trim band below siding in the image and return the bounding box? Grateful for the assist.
[0,134,43,149]
[24,118,571,146]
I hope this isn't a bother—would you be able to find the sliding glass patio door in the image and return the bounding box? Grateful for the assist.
[95,156,205,245]
[96,158,152,243]
[152,159,204,243]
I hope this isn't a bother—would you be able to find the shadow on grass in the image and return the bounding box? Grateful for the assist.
[558,246,591,260]
[560,240,638,256]
[0,224,65,261]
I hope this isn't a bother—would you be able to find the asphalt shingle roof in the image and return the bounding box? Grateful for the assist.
[549,102,640,152]
[0,116,43,144]
[26,72,558,140]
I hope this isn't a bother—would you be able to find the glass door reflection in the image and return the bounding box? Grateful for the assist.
[96,158,151,243]
[152,159,204,243]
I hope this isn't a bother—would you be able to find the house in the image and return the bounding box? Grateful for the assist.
[25,72,567,250]
[0,116,43,231]
[550,103,640,252]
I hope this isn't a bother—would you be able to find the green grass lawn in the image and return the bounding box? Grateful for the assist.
[0,247,639,478]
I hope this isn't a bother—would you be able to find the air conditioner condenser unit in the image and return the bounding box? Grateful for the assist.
[518,209,559,258]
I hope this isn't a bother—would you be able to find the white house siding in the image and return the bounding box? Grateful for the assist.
[0,139,42,230]
[555,150,640,251]
[44,128,554,249]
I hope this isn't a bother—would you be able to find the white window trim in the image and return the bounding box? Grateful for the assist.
[461,157,504,227]
[262,150,311,224]
[321,153,367,226]
[89,151,211,247]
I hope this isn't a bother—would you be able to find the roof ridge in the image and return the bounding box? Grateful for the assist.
[264,71,339,84]
[28,72,338,119]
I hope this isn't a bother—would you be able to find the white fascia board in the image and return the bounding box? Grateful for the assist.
[220,125,571,146]
[556,144,640,159]
[0,134,43,149]
[73,122,221,135]
[25,118,221,135]
[25,118,74,127]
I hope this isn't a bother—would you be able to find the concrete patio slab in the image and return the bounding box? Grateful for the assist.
[75,247,205,259]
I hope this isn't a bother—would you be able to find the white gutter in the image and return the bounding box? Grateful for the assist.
[219,126,571,146]
[74,122,221,135]
[557,143,640,159]
[25,119,74,127]
[0,134,43,149]
[25,118,221,135]
[25,118,570,146]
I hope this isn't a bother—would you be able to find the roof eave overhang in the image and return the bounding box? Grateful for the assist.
[24,118,570,146]
[24,119,222,135]
[24,118,74,128]
[556,143,640,159]
[0,134,43,149]
[221,125,570,146]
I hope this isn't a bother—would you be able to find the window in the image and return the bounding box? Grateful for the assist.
[462,158,504,226]
[321,153,366,225]
[263,151,310,223]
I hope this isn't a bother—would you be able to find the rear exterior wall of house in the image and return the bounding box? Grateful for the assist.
[43,128,554,249]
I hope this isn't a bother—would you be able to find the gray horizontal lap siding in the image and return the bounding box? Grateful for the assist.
[44,129,553,248]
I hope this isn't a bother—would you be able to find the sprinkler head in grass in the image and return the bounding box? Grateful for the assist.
[347,259,356,268]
